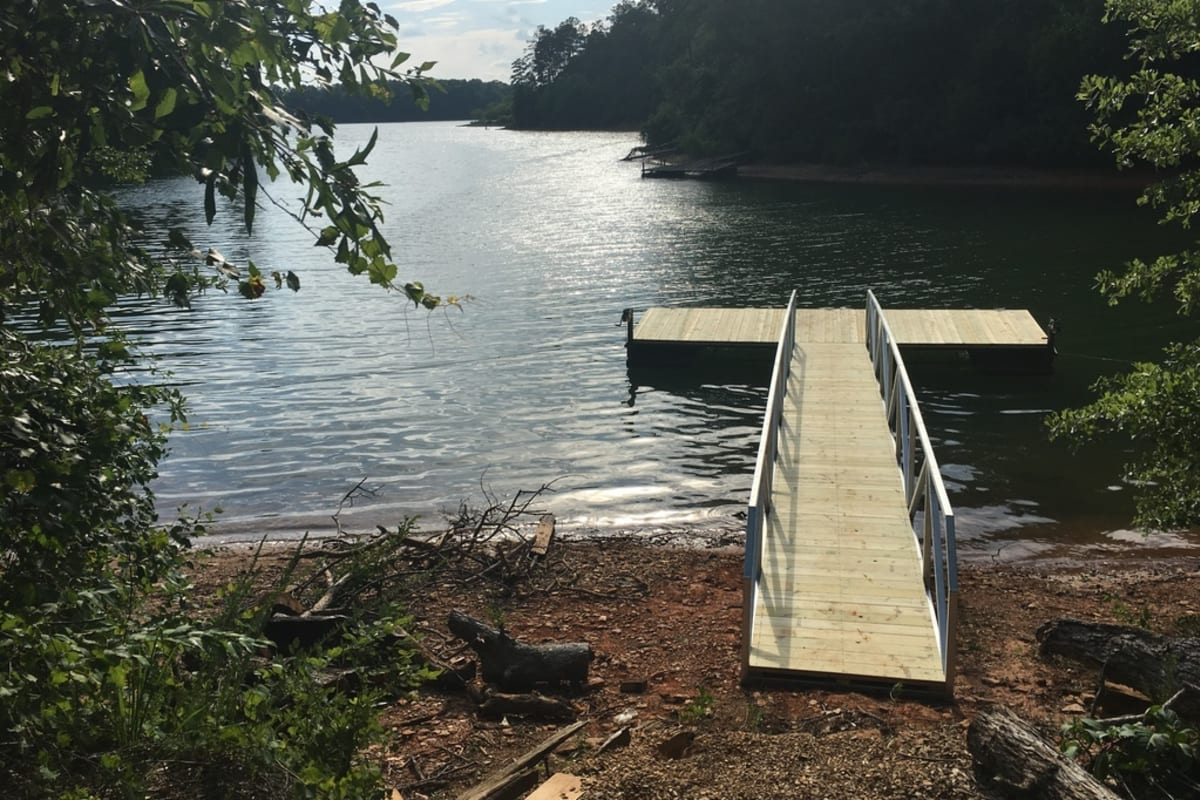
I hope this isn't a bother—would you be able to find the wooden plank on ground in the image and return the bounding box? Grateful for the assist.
[526,773,583,800]
[456,721,587,800]
[532,513,555,558]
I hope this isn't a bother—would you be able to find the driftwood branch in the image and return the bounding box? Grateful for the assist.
[968,707,1119,800]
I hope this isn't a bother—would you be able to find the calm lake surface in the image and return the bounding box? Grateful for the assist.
[109,121,1199,560]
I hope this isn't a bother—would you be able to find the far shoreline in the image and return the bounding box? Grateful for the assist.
[739,161,1154,191]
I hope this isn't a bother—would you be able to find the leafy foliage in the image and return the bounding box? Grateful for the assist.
[0,560,428,798]
[1052,342,1200,529]
[0,330,185,606]
[0,0,439,323]
[1061,706,1200,799]
[0,1,441,795]
[1048,0,1200,529]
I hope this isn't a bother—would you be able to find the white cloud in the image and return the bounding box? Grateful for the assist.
[384,0,604,80]
[396,26,524,81]
[393,0,456,11]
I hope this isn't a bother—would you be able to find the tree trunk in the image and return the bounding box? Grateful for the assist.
[447,610,592,691]
[1037,619,1200,714]
[968,707,1119,800]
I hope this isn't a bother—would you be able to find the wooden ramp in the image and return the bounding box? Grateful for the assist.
[624,298,1034,695]
[746,316,945,688]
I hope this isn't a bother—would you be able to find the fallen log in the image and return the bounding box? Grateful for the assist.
[1037,619,1200,715]
[967,707,1119,800]
[456,720,587,800]
[448,610,593,691]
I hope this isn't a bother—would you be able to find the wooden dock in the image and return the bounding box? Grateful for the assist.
[624,298,1049,695]
[641,155,740,180]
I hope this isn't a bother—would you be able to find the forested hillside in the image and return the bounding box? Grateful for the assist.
[288,78,511,123]
[511,0,1127,166]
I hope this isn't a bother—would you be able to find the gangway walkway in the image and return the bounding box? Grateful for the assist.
[738,292,961,695]
[622,295,1051,696]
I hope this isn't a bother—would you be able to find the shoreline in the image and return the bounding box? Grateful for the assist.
[739,161,1154,191]
[195,521,1200,572]
[188,538,1200,798]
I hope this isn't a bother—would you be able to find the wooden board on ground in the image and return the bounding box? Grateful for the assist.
[456,721,587,800]
[526,773,583,800]
[532,513,555,558]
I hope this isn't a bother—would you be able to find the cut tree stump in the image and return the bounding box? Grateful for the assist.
[1037,619,1200,716]
[448,610,593,691]
[968,707,1119,800]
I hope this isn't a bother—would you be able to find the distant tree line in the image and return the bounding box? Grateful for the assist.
[510,0,1128,166]
[287,78,511,124]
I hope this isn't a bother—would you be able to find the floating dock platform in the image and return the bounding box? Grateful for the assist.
[624,306,1053,372]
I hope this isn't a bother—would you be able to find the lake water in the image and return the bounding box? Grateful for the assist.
[108,121,1199,561]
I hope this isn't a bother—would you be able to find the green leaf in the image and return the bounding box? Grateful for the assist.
[165,272,191,308]
[129,70,150,112]
[242,150,258,233]
[154,87,178,119]
[286,271,301,292]
[165,228,193,251]
[316,225,340,247]
[204,173,216,225]
[4,470,35,493]
[24,106,53,120]
[107,664,127,689]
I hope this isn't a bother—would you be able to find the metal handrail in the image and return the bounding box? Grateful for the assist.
[864,290,959,691]
[741,290,798,676]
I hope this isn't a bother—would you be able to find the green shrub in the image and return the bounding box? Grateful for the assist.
[1061,705,1200,799]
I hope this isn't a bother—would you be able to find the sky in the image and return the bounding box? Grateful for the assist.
[385,0,610,82]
